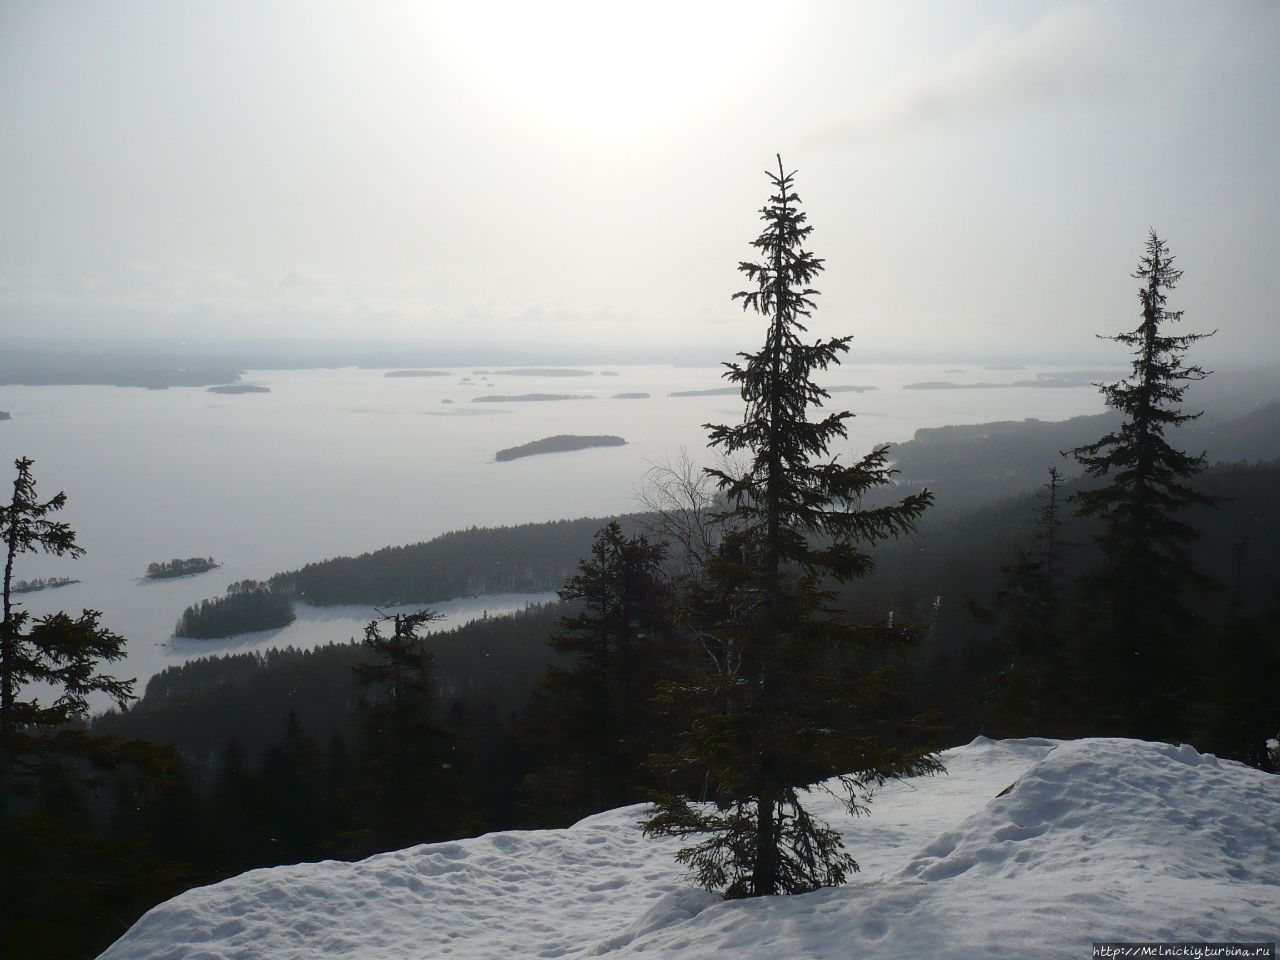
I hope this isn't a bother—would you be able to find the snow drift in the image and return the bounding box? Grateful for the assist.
[98,738,1277,959]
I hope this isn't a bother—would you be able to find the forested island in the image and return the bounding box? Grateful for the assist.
[672,384,872,397]
[174,580,296,638]
[903,371,1116,390]
[12,576,80,594]
[268,516,626,605]
[207,384,270,394]
[492,368,593,377]
[146,558,220,580]
[0,410,10,420]
[668,386,740,397]
[472,393,593,403]
[495,435,626,462]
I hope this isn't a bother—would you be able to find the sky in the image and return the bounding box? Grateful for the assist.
[1,0,1277,364]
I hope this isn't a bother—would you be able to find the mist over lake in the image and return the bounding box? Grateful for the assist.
[2,362,1107,703]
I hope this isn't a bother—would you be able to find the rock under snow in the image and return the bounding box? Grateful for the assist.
[98,738,1278,959]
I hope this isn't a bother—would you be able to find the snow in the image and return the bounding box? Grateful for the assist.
[98,738,1278,960]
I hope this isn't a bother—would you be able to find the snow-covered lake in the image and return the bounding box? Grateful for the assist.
[1,362,1108,707]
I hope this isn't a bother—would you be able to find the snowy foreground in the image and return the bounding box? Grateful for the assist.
[100,738,1277,959]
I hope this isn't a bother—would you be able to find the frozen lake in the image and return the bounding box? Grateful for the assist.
[1,362,1108,708]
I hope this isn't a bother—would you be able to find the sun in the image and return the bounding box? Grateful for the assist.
[438,0,773,130]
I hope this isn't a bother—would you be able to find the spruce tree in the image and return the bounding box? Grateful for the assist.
[1068,230,1215,739]
[1,457,134,752]
[645,157,939,898]
[348,610,475,854]
[524,521,675,821]
[982,467,1067,737]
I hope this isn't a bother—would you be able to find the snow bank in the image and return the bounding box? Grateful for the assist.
[98,739,1278,960]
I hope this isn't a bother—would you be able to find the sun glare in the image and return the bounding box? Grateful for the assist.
[439,1,773,129]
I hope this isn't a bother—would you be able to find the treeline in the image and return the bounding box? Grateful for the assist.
[268,516,649,605]
[857,459,1280,767]
[12,576,79,593]
[174,580,296,638]
[884,400,1280,516]
[145,557,218,579]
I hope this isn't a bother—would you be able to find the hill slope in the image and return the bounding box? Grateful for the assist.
[99,738,1277,959]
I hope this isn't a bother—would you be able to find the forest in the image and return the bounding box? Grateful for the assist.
[174,580,298,639]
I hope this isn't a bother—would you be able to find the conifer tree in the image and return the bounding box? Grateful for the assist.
[982,466,1067,736]
[348,610,475,854]
[1,457,134,757]
[645,157,939,898]
[524,521,675,821]
[2,458,132,740]
[1068,231,1215,739]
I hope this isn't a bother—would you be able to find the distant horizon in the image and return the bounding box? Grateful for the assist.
[0,332,1220,371]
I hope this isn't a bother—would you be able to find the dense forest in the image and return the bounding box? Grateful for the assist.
[268,516,651,605]
[174,580,297,638]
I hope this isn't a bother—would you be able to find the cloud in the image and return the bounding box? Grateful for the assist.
[810,4,1133,148]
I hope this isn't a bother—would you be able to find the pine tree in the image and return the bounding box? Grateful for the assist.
[1068,231,1215,739]
[644,157,940,898]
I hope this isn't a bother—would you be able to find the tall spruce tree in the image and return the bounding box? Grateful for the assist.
[1,458,134,759]
[1068,231,1215,739]
[2,458,134,740]
[644,157,939,899]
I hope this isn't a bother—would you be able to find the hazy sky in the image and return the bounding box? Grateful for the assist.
[2,1,1277,363]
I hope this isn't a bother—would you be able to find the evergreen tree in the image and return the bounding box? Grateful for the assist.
[2,458,134,740]
[524,521,676,822]
[347,610,475,855]
[1068,231,1215,739]
[981,467,1067,737]
[644,157,940,899]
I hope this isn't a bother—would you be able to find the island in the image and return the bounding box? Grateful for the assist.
[472,393,593,403]
[175,580,296,639]
[0,411,10,421]
[146,557,220,580]
[668,386,741,397]
[612,392,650,399]
[13,576,80,594]
[903,371,1112,391]
[207,384,270,394]
[385,370,450,378]
[495,435,626,461]
[902,381,1008,390]
[492,368,594,377]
